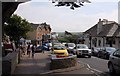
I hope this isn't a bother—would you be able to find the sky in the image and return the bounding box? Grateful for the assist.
[14,0,119,32]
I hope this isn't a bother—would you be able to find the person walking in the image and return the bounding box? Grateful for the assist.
[31,44,36,58]
[27,44,31,57]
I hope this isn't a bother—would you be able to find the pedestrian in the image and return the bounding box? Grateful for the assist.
[42,45,45,53]
[22,43,27,55]
[27,44,31,57]
[31,44,36,58]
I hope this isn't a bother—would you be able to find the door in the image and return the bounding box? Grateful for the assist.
[112,49,120,71]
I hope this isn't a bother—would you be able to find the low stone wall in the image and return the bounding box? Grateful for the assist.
[50,55,77,70]
[2,51,19,75]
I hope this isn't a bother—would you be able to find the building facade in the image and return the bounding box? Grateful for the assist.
[27,22,51,45]
[84,19,120,49]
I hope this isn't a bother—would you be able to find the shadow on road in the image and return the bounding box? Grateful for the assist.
[98,71,120,76]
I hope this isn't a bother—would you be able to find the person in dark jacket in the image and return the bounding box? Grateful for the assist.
[27,44,31,57]
[31,44,36,58]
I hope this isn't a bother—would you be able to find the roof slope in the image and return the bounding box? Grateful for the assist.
[84,21,119,37]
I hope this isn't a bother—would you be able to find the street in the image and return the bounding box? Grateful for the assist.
[55,56,119,76]
[77,56,109,76]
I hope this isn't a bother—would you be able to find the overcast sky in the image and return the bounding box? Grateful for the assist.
[14,0,119,32]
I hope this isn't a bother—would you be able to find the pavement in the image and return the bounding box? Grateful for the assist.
[12,51,97,76]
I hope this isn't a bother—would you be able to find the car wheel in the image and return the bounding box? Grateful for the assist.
[77,55,79,58]
[76,53,80,58]
[97,53,100,58]
[88,55,91,58]
[73,53,76,55]
[104,55,109,59]
[108,63,115,74]
[103,54,106,59]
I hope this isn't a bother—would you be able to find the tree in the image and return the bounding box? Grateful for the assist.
[4,14,32,42]
[58,38,69,43]
[51,0,91,10]
[58,31,78,43]
[65,34,78,43]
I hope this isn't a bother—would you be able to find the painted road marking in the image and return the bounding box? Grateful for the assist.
[78,61,107,76]
[86,68,97,75]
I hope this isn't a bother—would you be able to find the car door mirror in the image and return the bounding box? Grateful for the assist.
[114,53,120,58]
[113,52,120,57]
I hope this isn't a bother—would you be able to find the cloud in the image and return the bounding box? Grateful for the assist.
[14,1,118,32]
[91,0,119,2]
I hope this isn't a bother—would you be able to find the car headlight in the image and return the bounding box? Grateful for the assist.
[88,50,92,53]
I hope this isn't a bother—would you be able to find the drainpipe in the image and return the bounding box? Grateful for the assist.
[89,36,92,49]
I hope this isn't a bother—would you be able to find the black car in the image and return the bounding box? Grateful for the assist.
[92,47,101,56]
[108,49,120,74]
[97,47,116,59]
[35,46,42,53]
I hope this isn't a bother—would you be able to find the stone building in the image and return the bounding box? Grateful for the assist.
[27,22,51,45]
[84,19,120,49]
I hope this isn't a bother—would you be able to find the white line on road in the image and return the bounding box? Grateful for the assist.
[90,70,95,73]
[86,68,90,70]
[86,64,102,73]
[78,61,103,73]
[86,67,98,75]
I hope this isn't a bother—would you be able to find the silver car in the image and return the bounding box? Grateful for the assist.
[108,49,120,74]
[74,44,92,58]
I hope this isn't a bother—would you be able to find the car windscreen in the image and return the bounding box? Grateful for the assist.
[94,48,100,52]
[106,47,116,52]
[77,44,88,49]
[37,46,42,49]
[68,43,75,47]
[54,45,66,50]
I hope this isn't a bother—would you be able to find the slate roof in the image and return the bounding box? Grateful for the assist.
[113,25,120,37]
[84,21,120,37]
[30,23,39,30]
[30,23,51,31]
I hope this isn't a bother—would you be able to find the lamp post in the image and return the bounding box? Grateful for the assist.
[89,35,92,49]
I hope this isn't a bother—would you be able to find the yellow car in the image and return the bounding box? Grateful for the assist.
[53,45,69,57]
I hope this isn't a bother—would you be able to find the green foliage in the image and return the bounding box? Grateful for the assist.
[4,14,32,41]
[65,35,78,43]
[58,34,78,44]
[58,38,69,43]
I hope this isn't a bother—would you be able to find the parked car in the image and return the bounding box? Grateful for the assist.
[42,42,53,51]
[53,42,62,46]
[52,44,69,57]
[97,47,116,59]
[65,43,75,54]
[35,46,42,53]
[108,49,120,74]
[74,44,92,58]
[92,47,101,56]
